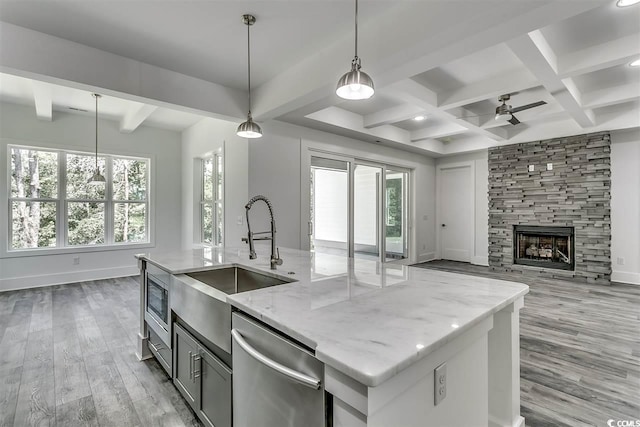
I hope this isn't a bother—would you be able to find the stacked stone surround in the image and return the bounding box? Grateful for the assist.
[488,132,611,285]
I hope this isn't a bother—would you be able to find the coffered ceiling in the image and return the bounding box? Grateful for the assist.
[0,0,638,156]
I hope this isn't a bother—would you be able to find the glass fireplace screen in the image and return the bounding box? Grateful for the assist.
[513,226,574,270]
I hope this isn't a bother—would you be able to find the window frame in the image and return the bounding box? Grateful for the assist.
[198,153,224,247]
[6,144,151,255]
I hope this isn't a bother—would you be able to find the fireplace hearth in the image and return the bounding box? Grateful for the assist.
[513,225,574,271]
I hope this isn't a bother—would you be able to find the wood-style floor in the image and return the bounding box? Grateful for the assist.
[413,260,640,427]
[0,277,200,427]
[1,269,639,426]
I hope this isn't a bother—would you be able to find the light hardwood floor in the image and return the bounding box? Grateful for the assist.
[1,269,638,427]
[413,260,640,427]
[0,277,200,427]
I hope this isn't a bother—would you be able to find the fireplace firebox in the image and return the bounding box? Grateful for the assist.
[513,225,574,271]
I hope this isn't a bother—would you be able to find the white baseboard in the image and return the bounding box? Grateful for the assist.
[471,255,489,266]
[416,252,437,263]
[0,266,139,292]
[611,270,640,285]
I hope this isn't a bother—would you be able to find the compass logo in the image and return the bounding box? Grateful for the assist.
[607,420,640,427]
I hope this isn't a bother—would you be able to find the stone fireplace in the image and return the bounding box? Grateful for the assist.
[488,132,611,285]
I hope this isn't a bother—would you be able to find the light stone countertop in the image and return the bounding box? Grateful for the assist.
[136,245,529,387]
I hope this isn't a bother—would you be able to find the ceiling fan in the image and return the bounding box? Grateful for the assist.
[493,93,546,125]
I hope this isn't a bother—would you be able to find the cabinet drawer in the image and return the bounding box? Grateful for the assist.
[148,327,172,376]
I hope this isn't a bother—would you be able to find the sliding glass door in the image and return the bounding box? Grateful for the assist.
[385,168,409,261]
[307,152,411,262]
[310,156,349,257]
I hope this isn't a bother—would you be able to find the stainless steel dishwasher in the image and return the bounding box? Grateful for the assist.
[231,312,328,427]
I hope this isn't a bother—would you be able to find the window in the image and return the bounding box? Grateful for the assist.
[200,154,223,246]
[8,145,149,251]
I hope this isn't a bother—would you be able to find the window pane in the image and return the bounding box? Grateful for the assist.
[113,158,147,201]
[203,203,213,243]
[11,201,57,249]
[66,154,105,199]
[10,148,58,198]
[216,202,223,245]
[203,158,214,201]
[114,203,146,243]
[68,202,105,245]
[216,154,223,202]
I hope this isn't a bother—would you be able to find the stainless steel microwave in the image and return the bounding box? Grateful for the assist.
[144,264,171,346]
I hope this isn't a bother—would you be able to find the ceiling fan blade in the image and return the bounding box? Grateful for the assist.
[508,115,520,125]
[510,101,547,114]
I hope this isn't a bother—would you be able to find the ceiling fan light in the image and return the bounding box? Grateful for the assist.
[616,0,640,7]
[336,65,375,100]
[495,103,512,122]
[236,116,263,138]
[495,112,512,123]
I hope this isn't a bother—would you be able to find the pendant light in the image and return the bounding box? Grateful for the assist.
[237,14,262,139]
[88,93,106,184]
[336,0,374,100]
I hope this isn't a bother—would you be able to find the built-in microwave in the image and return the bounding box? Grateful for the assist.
[144,264,171,347]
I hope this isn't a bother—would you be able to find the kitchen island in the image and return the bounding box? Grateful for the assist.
[136,246,528,427]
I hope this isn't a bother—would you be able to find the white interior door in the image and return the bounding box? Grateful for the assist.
[439,166,472,262]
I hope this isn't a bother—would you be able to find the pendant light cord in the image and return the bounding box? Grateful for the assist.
[354,0,358,60]
[247,20,252,116]
[95,94,99,170]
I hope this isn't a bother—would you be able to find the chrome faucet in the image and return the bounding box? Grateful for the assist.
[241,195,283,270]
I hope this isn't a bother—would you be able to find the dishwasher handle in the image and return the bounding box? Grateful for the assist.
[231,329,321,390]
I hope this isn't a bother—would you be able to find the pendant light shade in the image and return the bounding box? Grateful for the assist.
[237,14,262,139]
[336,0,374,100]
[88,93,106,184]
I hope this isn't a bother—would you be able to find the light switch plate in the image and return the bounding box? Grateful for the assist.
[547,163,553,171]
[528,164,535,172]
[434,362,447,406]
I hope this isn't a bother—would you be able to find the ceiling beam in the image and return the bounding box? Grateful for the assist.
[0,22,246,122]
[438,69,539,110]
[410,123,467,142]
[559,34,640,78]
[31,80,52,121]
[120,103,158,133]
[387,79,508,141]
[506,30,595,128]
[582,83,640,110]
[363,104,424,129]
[305,106,447,155]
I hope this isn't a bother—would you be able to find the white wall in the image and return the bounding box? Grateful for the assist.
[0,102,182,290]
[180,118,248,251]
[436,151,489,266]
[611,129,640,285]
[248,120,436,263]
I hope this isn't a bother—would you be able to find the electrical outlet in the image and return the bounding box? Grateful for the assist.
[528,164,535,172]
[547,163,553,171]
[237,215,243,225]
[73,257,80,265]
[434,362,447,406]
[617,257,625,266]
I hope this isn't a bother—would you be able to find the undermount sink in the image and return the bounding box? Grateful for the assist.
[185,267,293,295]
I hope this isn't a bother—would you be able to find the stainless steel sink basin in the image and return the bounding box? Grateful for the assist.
[185,267,292,294]
[171,267,295,356]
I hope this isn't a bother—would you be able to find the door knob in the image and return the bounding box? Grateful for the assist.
[441,224,446,227]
